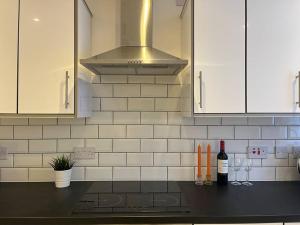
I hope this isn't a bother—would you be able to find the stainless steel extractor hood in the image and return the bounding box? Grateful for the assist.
[80,0,188,75]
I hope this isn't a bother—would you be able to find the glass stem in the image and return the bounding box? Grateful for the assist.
[235,170,237,182]
[246,166,249,182]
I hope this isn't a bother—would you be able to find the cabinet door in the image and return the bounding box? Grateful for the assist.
[194,0,245,114]
[0,0,18,114]
[18,0,74,114]
[248,0,300,113]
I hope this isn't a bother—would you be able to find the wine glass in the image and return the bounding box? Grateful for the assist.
[231,158,243,186]
[242,159,253,186]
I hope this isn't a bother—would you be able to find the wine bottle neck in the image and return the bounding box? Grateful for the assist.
[220,140,225,153]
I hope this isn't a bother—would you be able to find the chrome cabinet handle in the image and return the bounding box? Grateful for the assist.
[297,72,300,107]
[199,71,203,108]
[65,71,70,109]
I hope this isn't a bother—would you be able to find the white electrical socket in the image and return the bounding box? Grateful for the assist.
[275,146,289,159]
[0,147,8,160]
[73,147,96,160]
[248,146,268,159]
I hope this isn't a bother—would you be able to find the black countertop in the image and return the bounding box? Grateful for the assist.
[1,181,300,225]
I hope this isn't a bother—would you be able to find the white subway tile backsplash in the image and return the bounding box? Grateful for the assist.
[99,153,126,166]
[0,126,13,139]
[141,167,167,181]
[128,98,154,111]
[71,125,98,138]
[86,139,112,152]
[58,118,85,125]
[0,118,28,125]
[113,139,140,152]
[288,126,300,139]
[0,140,28,153]
[249,167,275,181]
[86,112,113,124]
[57,139,84,152]
[168,139,194,152]
[276,167,300,181]
[262,154,288,167]
[92,98,101,112]
[71,167,85,181]
[14,126,42,140]
[141,139,167,152]
[222,117,247,125]
[275,117,300,125]
[99,125,126,138]
[154,153,180,166]
[225,140,248,153]
[141,85,167,97]
[141,112,167,124]
[168,112,194,125]
[114,84,140,97]
[128,76,154,84]
[154,125,180,138]
[92,84,113,97]
[1,168,28,182]
[114,112,141,124]
[73,154,99,167]
[29,140,56,153]
[113,167,140,181]
[127,153,153,166]
[127,125,153,138]
[101,98,127,111]
[1,76,300,182]
[29,118,57,125]
[155,98,180,111]
[101,75,127,83]
[29,168,53,182]
[208,126,234,139]
[181,126,207,139]
[155,76,180,84]
[0,154,13,167]
[248,117,274,125]
[235,126,261,139]
[195,117,221,125]
[86,167,112,181]
[167,85,181,97]
[14,154,42,168]
[43,126,70,139]
[168,167,194,181]
[262,126,287,139]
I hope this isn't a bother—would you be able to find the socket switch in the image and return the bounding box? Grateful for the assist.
[248,146,268,159]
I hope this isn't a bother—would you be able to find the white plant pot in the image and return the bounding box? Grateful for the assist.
[55,169,72,188]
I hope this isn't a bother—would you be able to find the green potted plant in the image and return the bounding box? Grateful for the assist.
[50,155,75,188]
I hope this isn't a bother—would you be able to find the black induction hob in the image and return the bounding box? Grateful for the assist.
[72,182,191,215]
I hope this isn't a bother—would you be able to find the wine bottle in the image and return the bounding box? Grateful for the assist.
[217,140,228,185]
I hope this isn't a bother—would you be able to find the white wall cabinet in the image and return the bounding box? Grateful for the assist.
[18,0,75,115]
[0,0,19,114]
[247,0,300,113]
[193,0,245,114]
[0,0,91,117]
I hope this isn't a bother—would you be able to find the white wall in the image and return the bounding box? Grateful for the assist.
[86,0,120,55]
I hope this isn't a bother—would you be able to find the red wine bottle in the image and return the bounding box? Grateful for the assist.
[217,140,228,185]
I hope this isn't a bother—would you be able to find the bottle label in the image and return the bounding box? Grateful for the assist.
[218,160,228,174]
